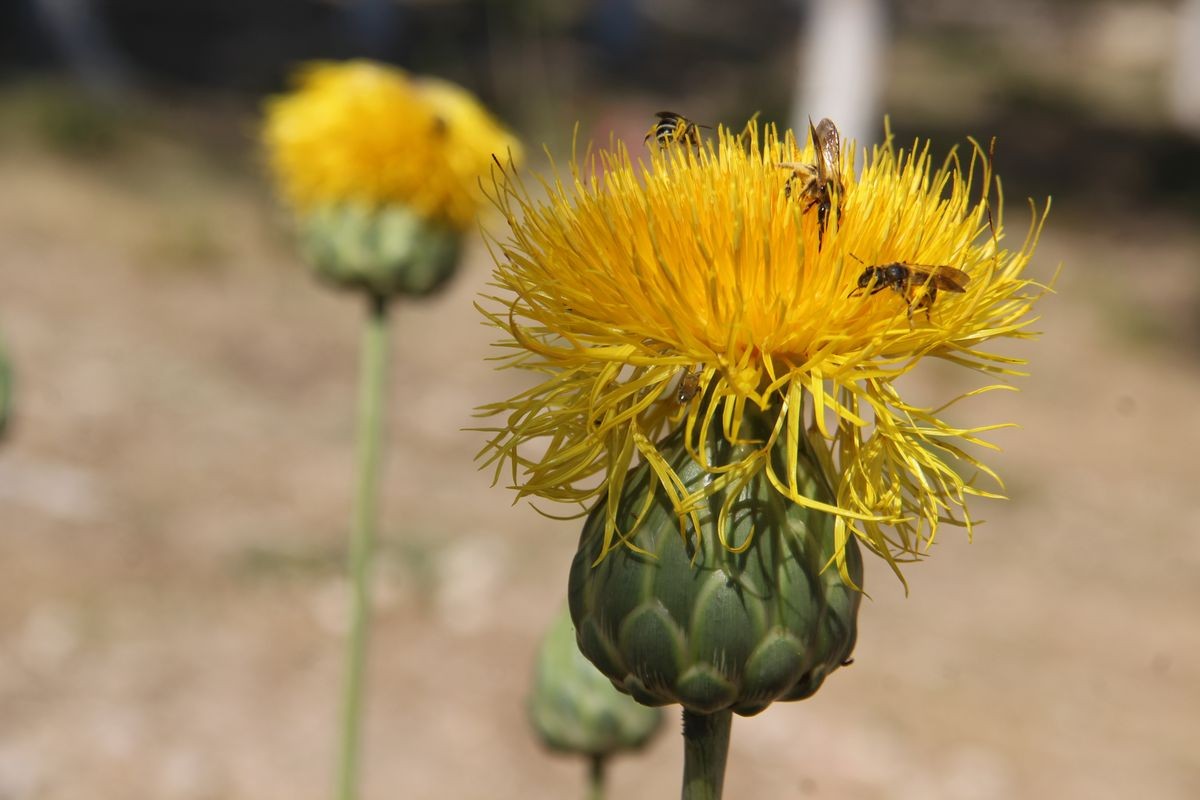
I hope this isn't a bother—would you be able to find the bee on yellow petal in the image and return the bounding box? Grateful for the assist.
[850,262,971,321]
[779,117,844,244]
[676,365,703,404]
[645,111,708,151]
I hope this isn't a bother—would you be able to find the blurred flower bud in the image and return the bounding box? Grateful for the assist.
[529,606,664,756]
[300,204,461,297]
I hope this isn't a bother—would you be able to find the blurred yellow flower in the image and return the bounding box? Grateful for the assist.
[477,120,1049,582]
[263,60,521,232]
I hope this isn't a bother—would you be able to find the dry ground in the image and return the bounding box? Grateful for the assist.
[1,108,1198,800]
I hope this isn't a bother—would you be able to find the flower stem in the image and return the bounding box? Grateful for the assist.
[680,708,732,800]
[587,754,606,800]
[336,293,390,800]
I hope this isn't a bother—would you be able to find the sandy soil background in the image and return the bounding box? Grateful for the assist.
[1,91,1199,800]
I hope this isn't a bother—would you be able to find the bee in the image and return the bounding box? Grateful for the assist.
[645,111,707,150]
[850,262,971,321]
[676,365,703,403]
[779,117,844,244]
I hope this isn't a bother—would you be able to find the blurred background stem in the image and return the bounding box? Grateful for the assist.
[587,754,606,800]
[337,293,390,800]
[681,709,731,800]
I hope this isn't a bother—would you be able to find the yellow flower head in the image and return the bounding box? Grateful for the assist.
[262,60,521,231]
[477,119,1048,582]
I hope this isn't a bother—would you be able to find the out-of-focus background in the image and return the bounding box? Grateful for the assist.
[1,1,1199,798]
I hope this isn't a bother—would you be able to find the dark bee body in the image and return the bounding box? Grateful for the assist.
[645,111,706,150]
[779,118,844,244]
[676,366,702,403]
[851,262,971,320]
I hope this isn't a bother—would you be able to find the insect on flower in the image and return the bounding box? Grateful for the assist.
[849,261,972,321]
[779,117,844,244]
[645,111,708,150]
[676,365,703,404]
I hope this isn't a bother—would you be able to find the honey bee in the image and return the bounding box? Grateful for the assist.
[676,365,703,403]
[779,117,844,244]
[850,262,971,320]
[645,111,707,150]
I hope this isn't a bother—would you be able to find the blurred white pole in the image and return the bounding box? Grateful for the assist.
[791,0,887,149]
[1169,0,1200,135]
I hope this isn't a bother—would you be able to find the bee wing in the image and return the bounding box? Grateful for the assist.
[810,118,842,184]
[931,267,971,292]
[655,111,678,120]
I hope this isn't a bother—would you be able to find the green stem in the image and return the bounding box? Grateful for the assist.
[336,293,390,800]
[681,708,733,800]
[587,754,606,800]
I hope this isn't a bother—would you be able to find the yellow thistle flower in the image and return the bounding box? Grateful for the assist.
[263,59,521,232]
[477,120,1048,582]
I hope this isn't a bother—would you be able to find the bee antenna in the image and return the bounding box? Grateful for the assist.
[985,136,999,243]
[847,255,867,297]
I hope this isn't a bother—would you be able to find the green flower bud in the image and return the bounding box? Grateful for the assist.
[529,606,664,756]
[568,407,862,717]
[300,203,462,298]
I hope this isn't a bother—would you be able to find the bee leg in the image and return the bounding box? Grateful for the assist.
[906,288,935,322]
[815,206,828,247]
[799,195,828,245]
